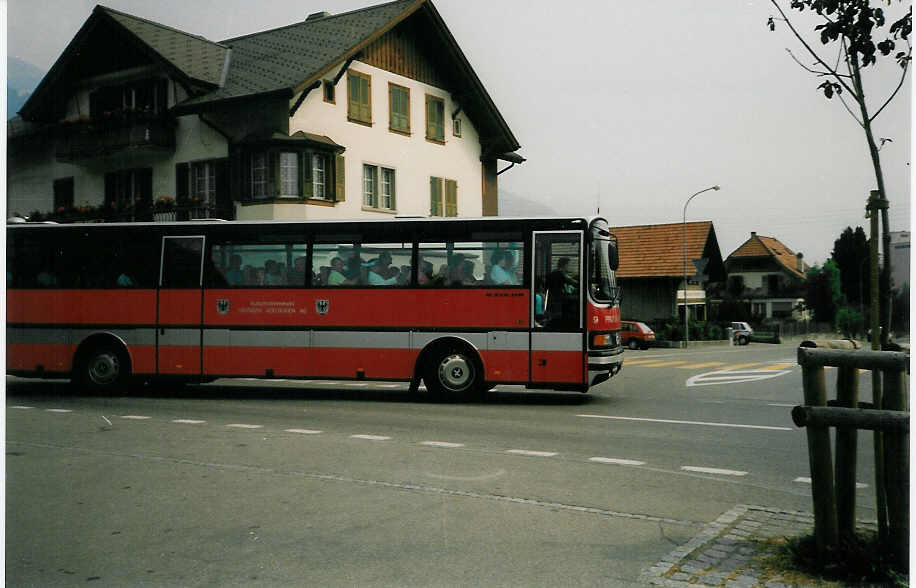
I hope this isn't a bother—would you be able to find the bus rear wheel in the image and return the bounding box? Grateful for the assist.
[76,343,130,393]
[424,345,483,401]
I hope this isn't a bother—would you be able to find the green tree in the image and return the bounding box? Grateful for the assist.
[806,260,844,323]
[831,226,870,310]
[768,0,911,346]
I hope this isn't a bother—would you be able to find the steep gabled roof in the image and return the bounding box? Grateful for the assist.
[727,233,807,279]
[20,4,228,119]
[610,221,720,279]
[177,0,416,108]
[104,7,229,86]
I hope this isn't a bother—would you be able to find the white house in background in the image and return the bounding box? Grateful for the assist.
[724,232,808,320]
[889,231,909,291]
[7,0,523,223]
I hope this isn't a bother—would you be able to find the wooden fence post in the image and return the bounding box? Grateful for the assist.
[882,368,909,570]
[799,355,838,556]
[834,364,859,540]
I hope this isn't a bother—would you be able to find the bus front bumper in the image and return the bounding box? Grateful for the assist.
[587,346,624,387]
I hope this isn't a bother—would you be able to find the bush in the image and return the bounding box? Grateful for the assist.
[836,306,865,339]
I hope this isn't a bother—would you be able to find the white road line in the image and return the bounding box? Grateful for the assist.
[121,415,152,420]
[682,466,747,476]
[589,457,646,466]
[350,434,390,441]
[795,477,868,488]
[767,403,797,407]
[507,449,558,457]
[285,428,323,435]
[577,414,792,431]
[226,424,263,429]
[420,441,465,448]
[46,409,73,413]
[377,384,400,388]
[172,419,206,424]
[344,383,369,387]
[10,406,34,409]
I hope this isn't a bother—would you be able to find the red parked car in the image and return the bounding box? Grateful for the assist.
[621,320,655,350]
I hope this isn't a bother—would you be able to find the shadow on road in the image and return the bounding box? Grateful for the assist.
[6,378,598,407]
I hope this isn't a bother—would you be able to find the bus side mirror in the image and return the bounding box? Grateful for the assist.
[607,244,619,271]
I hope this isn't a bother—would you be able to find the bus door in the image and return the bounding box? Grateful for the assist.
[531,231,584,385]
[157,236,204,375]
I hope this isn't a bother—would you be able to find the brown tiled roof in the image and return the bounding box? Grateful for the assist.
[728,233,807,279]
[610,221,714,278]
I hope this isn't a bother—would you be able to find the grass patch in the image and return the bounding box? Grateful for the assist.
[762,532,908,586]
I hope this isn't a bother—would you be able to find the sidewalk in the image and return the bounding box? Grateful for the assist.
[639,505,878,587]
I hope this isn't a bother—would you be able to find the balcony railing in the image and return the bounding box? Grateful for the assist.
[55,114,176,161]
[26,204,234,224]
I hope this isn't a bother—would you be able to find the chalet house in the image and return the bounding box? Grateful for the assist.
[724,232,807,320]
[7,0,523,223]
[610,221,726,323]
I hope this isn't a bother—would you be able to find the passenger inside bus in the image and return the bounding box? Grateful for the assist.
[488,250,517,285]
[225,254,245,285]
[368,252,398,285]
[326,257,347,286]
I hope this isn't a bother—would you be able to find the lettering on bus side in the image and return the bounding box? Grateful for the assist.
[486,292,524,298]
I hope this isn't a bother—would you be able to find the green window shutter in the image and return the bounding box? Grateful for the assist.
[268,151,279,197]
[302,152,313,199]
[214,159,229,209]
[430,177,443,216]
[348,73,359,120]
[361,77,371,122]
[335,154,346,202]
[445,179,457,217]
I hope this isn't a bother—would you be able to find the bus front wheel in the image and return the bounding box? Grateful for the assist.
[76,343,130,393]
[424,345,483,401]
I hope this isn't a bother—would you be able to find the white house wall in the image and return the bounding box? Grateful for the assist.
[270,61,483,222]
[8,78,227,214]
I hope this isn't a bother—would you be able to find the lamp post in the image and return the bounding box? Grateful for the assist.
[683,185,720,346]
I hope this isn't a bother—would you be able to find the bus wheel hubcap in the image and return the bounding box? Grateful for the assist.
[88,352,119,385]
[439,354,472,391]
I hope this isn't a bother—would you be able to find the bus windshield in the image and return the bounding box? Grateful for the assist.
[588,223,618,304]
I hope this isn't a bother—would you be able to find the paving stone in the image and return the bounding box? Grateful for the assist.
[764,582,788,588]
[670,572,691,581]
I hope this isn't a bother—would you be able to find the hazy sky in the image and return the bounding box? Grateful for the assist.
[5,0,912,264]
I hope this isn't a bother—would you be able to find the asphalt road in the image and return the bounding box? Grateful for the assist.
[6,342,882,586]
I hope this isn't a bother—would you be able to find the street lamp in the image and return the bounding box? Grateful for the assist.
[683,185,720,346]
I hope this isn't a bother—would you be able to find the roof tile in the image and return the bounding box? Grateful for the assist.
[610,221,714,278]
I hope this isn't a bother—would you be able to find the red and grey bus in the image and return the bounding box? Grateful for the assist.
[7,216,623,398]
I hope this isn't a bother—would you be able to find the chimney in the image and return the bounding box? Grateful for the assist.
[306,11,331,21]
[796,252,804,273]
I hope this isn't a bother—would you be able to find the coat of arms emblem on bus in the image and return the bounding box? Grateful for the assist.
[316,299,330,315]
[216,299,230,315]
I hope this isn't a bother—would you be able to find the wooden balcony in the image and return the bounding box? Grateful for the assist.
[55,114,175,161]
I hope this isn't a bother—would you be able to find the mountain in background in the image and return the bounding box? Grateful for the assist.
[498,189,559,217]
[7,57,44,120]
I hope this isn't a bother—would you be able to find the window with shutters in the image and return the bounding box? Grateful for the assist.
[425,95,445,143]
[363,164,378,208]
[363,164,396,212]
[347,71,372,125]
[389,83,410,134]
[381,168,396,210]
[430,177,457,217]
[241,146,340,204]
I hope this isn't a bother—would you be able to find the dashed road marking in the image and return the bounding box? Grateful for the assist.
[10,406,34,410]
[350,434,390,441]
[420,441,465,448]
[121,415,152,420]
[46,409,73,413]
[578,414,792,431]
[760,363,794,371]
[589,457,646,466]
[682,466,747,476]
[227,423,263,429]
[507,449,558,457]
[285,428,322,435]
[172,419,206,424]
[794,477,868,488]
[767,403,796,408]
